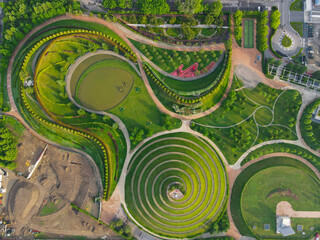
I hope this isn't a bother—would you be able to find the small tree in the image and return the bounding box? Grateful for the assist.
[77,108,86,116]
[103,0,117,9]
[176,0,204,15]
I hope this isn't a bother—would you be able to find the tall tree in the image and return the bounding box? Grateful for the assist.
[208,0,222,18]
[176,0,203,15]
[103,0,117,9]
[270,9,281,30]
[137,0,170,15]
[233,10,243,26]
[117,0,126,9]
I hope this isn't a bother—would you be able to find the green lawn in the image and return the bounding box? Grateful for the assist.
[192,78,301,164]
[254,107,273,126]
[290,22,304,37]
[230,157,319,238]
[201,28,217,37]
[125,132,227,238]
[242,166,320,238]
[244,20,254,48]
[166,28,181,38]
[290,0,303,11]
[74,59,134,111]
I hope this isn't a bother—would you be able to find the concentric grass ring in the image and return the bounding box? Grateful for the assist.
[125,133,228,238]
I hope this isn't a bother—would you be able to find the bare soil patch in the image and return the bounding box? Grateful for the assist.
[5,130,119,238]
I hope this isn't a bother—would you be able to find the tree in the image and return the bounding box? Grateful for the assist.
[224,38,232,50]
[233,10,243,26]
[137,0,170,15]
[270,9,281,30]
[176,0,203,15]
[118,0,126,9]
[209,222,219,234]
[103,0,117,9]
[77,108,86,116]
[208,0,222,18]
[234,26,242,41]
[181,26,196,40]
[205,14,214,25]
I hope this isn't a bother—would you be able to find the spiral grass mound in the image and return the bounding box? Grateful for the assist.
[125,132,228,238]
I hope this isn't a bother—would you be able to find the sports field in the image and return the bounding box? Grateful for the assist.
[244,20,254,48]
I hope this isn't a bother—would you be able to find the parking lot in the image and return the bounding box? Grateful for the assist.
[306,23,320,71]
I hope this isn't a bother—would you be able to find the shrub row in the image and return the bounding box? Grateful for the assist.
[21,28,137,75]
[143,51,231,105]
[300,98,320,151]
[143,65,201,104]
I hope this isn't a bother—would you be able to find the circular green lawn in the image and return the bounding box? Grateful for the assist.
[71,55,134,111]
[125,132,228,238]
[241,166,320,237]
[254,107,273,126]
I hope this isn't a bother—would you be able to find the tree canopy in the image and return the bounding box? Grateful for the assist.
[137,0,170,15]
[0,119,18,170]
[207,0,223,18]
[270,9,281,30]
[176,0,204,15]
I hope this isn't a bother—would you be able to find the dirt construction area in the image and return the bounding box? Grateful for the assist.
[5,130,121,239]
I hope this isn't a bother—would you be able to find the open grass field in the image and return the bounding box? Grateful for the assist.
[230,157,319,238]
[244,20,254,48]
[125,132,227,238]
[74,59,134,111]
[242,166,320,238]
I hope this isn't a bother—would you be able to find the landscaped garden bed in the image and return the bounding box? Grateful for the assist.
[192,78,301,164]
[131,39,223,73]
[125,132,228,238]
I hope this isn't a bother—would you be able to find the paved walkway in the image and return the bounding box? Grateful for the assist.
[127,23,229,29]
[277,201,320,218]
[112,22,226,52]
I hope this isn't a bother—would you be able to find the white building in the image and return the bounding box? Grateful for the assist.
[276,216,295,236]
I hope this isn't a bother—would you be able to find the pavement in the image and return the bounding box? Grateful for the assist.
[271,0,303,57]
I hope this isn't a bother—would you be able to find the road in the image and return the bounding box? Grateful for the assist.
[271,0,303,57]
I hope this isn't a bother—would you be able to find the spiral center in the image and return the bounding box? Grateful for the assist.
[167,182,185,200]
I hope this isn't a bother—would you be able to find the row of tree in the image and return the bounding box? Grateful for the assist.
[0,0,82,74]
[0,119,18,170]
[103,0,223,16]
[233,10,243,43]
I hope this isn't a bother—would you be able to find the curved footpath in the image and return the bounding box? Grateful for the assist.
[5,13,235,239]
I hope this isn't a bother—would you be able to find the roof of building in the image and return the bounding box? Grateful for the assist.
[276,216,295,237]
